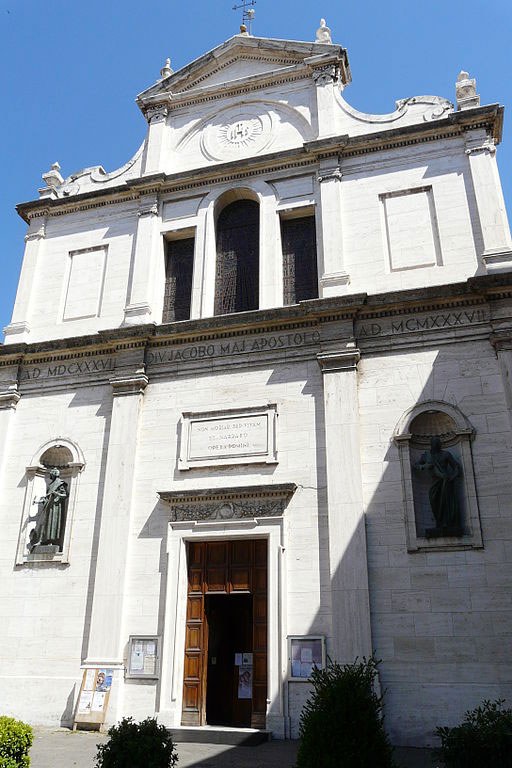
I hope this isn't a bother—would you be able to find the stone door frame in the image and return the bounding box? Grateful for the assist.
[158,516,286,737]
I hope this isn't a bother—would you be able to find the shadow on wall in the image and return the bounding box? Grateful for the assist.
[297,341,512,747]
[60,684,76,728]
[94,336,511,748]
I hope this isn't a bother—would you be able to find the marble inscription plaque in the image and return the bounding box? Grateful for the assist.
[189,414,268,461]
[179,405,278,470]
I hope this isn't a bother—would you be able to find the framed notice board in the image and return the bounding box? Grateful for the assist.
[74,668,114,730]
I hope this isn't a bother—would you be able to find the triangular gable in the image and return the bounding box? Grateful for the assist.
[138,34,345,102]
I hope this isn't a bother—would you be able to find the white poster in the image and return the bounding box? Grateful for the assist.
[238,666,253,699]
[92,691,106,712]
[301,647,313,663]
[83,669,96,691]
[131,643,144,672]
[234,653,243,667]
[78,691,93,714]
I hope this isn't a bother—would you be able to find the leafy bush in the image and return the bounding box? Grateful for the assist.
[435,698,512,768]
[296,656,396,768]
[95,717,178,768]
[0,716,33,768]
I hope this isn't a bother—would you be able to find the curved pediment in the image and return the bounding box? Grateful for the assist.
[175,99,314,168]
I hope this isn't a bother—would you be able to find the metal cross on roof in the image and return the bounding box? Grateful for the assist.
[233,0,256,34]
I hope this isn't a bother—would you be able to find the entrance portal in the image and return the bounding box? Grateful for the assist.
[205,594,253,727]
[182,539,267,728]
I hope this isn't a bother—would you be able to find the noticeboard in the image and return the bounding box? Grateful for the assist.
[288,636,326,680]
[126,636,160,679]
[74,668,113,730]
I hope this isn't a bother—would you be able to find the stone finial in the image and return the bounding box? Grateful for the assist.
[42,161,63,189]
[239,23,249,36]
[160,58,173,78]
[456,70,480,110]
[316,18,333,44]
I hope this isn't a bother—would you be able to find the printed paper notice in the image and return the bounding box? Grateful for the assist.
[83,669,96,691]
[131,643,144,672]
[301,647,313,663]
[92,692,106,712]
[235,653,243,667]
[300,662,313,678]
[238,666,253,699]
[143,655,156,675]
[242,653,253,666]
[78,691,93,714]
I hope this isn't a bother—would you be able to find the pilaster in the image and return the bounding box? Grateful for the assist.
[142,105,170,176]
[312,63,340,139]
[317,347,373,664]
[491,334,512,430]
[465,129,512,273]
[4,217,46,344]
[85,367,148,721]
[316,160,350,296]
[123,194,161,325]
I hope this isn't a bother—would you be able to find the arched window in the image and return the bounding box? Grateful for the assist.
[16,438,85,565]
[214,200,259,315]
[394,401,482,552]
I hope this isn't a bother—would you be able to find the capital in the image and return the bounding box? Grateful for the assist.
[0,389,21,410]
[318,166,342,183]
[313,65,338,87]
[146,104,169,124]
[317,348,360,373]
[110,374,149,397]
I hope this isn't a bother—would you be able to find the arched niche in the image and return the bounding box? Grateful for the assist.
[214,194,260,315]
[394,401,482,552]
[16,438,85,565]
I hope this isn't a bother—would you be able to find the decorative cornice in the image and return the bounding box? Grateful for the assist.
[16,105,502,224]
[158,483,296,523]
[317,348,360,373]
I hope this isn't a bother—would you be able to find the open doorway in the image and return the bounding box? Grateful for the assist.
[205,594,253,727]
[182,539,267,728]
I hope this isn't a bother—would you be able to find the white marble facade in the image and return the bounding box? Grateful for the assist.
[1,24,511,747]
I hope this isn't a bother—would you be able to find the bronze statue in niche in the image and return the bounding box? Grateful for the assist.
[413,436,463,537]
[29,467,69,551]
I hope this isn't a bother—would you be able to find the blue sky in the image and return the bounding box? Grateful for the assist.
[1,0,511,338]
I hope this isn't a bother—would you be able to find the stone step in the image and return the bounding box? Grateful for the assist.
[168,726,271,746]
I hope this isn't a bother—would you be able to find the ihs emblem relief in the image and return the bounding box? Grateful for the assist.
[200,107,273,161]
[218,118,263,149]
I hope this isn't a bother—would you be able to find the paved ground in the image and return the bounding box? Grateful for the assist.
[30,727,441,767]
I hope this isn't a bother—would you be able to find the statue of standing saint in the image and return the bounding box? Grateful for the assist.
[413,436,463,536]
[29,467,69,551]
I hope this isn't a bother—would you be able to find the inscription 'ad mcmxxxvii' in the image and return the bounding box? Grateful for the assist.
[356,308,487,338]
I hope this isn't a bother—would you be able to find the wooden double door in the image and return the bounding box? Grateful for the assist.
[182,539,268,728]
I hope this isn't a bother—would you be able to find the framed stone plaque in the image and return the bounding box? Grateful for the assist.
[179,404,278,470]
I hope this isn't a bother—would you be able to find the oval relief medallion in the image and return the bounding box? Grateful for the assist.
[201,107,273,161]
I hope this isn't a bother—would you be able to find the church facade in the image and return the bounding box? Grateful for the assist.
[1,21,512,746]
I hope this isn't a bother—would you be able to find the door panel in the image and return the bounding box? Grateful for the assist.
[182,539,268,728]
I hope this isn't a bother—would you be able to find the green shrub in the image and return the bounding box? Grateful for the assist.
[95,717,178,768]
[296,656,396,768]
[0,716,33,768]
[435,698,512,768]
